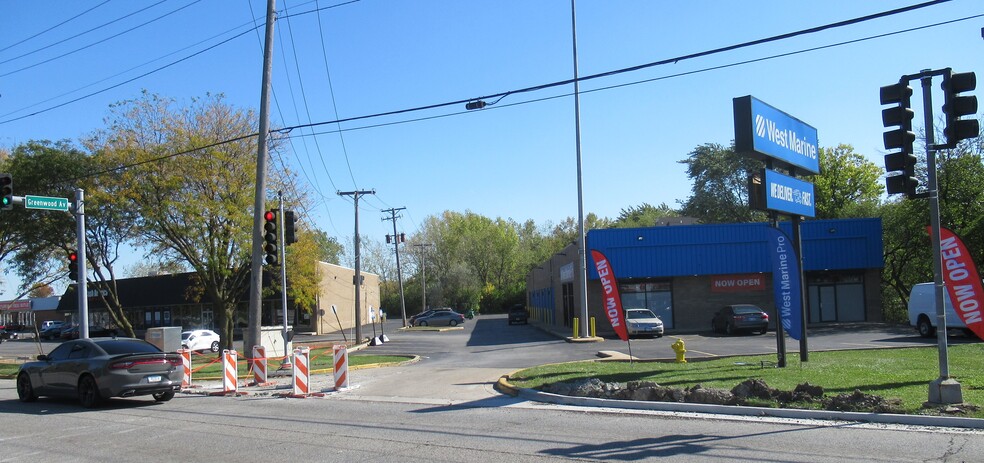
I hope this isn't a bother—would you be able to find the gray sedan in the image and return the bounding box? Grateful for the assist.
[415,310,465,327]
[16,338,183,408]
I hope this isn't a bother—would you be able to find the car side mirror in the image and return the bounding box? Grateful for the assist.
[37,354,49,361]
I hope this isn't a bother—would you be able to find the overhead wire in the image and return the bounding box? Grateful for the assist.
[247,0,343,236]
[50,5,977,196]
[314,0,358,188]
[0,25,261,125]
[281,0,345,194]
[1,0,201,74]
[0,0,359,125]
[0,0,112,54]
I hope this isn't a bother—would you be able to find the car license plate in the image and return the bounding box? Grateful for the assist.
[147,375,162,383]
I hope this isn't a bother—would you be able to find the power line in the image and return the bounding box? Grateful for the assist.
[0,0,112,54]
[0,25,260,125]
[53,5,977,188]
[314,0,358,187]
[0,0,360,125]
[1,1,195,73]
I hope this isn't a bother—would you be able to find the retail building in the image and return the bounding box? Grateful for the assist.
[527,218,882,335]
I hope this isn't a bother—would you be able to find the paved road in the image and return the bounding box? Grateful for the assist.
[2,315,983,462]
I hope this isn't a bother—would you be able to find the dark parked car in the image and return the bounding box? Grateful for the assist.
[16,338,183,408]
[415,309,465,327]
[711,304,770,335]
[508,305,529,325]
[39,323,65,340]
[409,309,452,327]
[60,325,117,340]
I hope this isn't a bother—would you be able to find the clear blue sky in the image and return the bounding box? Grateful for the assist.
[1,0,982,296]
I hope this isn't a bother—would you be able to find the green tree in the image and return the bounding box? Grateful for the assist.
[91,92,267,348]
[612,203,679,228]
[879,129,984,321]
[678,143,767,223]
[813,144,884,219]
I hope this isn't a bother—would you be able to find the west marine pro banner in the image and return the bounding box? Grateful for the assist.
[767,227,802,340]
[589,249,629,342]
[929,226,984,340]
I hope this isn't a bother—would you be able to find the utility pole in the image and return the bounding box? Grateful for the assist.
[246,0,276,354]
[382,207,408,327]
[413,243,433,316]
[338,189,375,343]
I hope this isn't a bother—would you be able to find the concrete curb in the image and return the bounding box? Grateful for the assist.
[496,375,984,429]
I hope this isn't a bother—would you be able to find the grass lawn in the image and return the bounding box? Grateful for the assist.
[507,344,984,418]
[0,347,412,380]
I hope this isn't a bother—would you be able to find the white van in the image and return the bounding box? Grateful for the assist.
[908,282,969,337]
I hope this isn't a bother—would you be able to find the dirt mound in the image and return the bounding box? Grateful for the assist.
[540,378,908,413]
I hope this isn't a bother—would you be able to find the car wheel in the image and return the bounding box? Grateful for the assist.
[153,390,175,402]
[917,317,936,338]
[78,375,102,408]
[210,341,220,353]
[725,323,734,335]
[17,372,37,402]
[419,320,429,327]
[449,320,458,327]
[758,328,768,335]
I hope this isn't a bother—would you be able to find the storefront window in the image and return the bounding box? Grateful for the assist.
[620,281,674,329]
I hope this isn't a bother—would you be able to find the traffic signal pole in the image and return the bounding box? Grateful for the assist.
[278,192,291,368]
[920,72,961,404]
[881,67,977,404]
[382,207,408,327]
[75,188,88,339]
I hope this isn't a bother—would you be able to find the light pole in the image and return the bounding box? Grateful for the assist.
[465,1,591,338]
[570,0,590,339]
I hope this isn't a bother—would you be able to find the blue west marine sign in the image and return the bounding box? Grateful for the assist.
[734,96,820,175]
[764,169,815,217]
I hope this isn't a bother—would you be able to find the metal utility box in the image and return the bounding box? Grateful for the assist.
[259,325,293,360]
[146,326,182,352]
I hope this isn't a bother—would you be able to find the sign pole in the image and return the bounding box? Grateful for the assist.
[75,188,88,339]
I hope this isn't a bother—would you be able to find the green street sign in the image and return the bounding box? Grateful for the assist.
[25,195,70,212]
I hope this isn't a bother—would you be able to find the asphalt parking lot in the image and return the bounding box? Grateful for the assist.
[0,317,975,365]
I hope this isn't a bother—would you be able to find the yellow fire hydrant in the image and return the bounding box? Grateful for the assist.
[671,338,687,363]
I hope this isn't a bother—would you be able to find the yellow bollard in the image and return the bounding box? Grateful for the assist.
[572,317,579,339]
[590,317,596,338]
[671,338,687,363]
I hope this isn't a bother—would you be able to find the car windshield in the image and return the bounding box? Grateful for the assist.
[181,332,192,341]
[626,310,657,319]
[733,306,763,314]
[97,339,163,355]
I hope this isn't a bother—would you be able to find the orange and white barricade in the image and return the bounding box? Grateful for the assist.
[333,344,349,389]
[251,345,268,385]
[178,348,192,388]
[292,347,310,395]
[222,349,238,393]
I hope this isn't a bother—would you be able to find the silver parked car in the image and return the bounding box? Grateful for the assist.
[415,309,465,327]
[624,308,664,338]
[16,338,183,408]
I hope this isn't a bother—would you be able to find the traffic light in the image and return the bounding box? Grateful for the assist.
[0,173,12,210]
[386,234,392,244]
[940,70,979,149]
[880,82,918,198]
[68,251,79,281]
[263,210,278,265]
[400,233,406,243]
[283,210,297,245]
